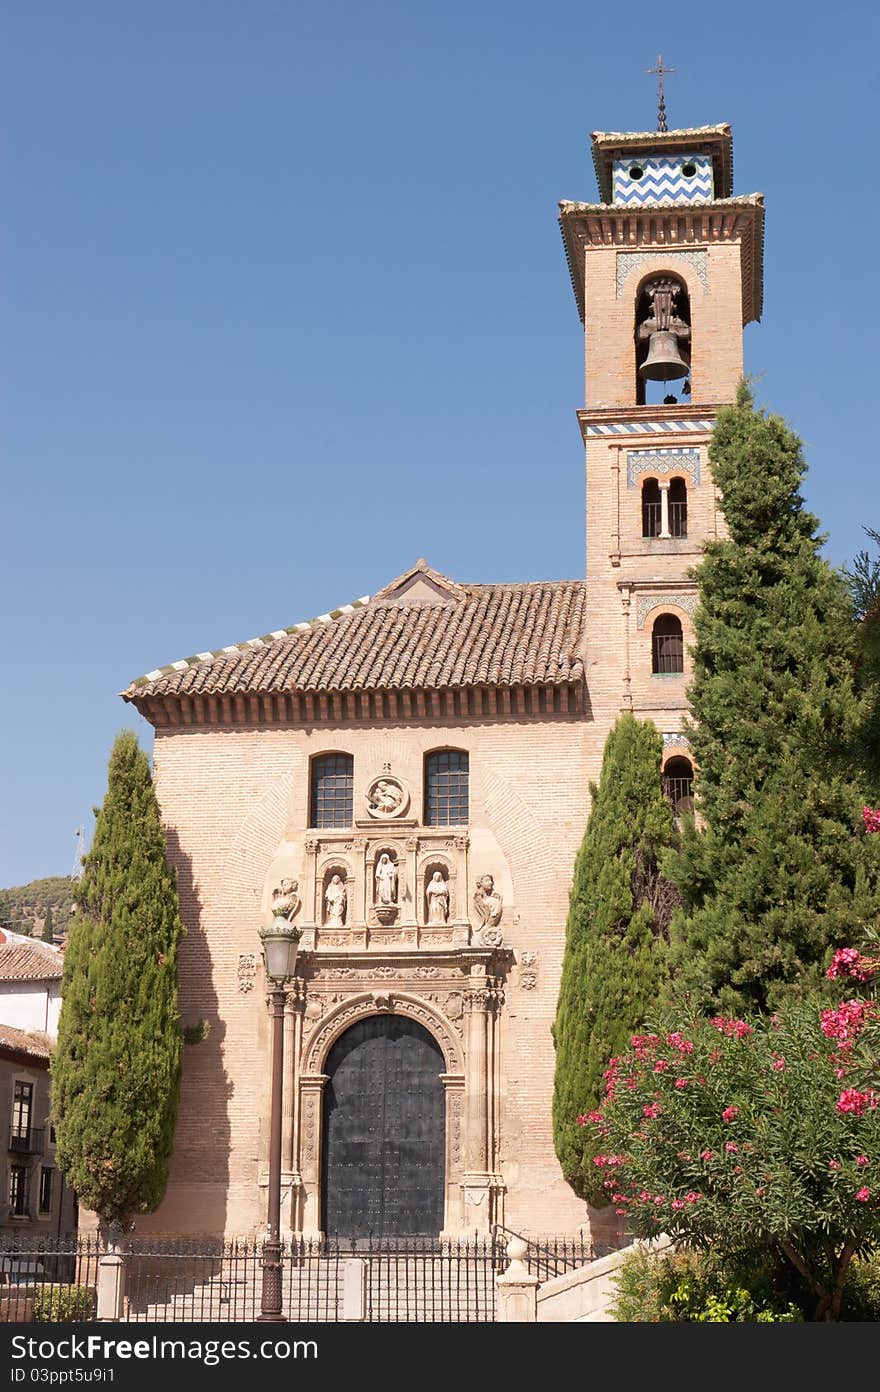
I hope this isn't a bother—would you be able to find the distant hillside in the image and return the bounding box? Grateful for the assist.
[0,876,75,939]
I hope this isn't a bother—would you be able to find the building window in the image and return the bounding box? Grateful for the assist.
[310,754,354,828]
[652,614,684,675]
[38,1167,53,1214]
[663,756,695,815]
[9,1165,29,1217]
[641,479,661,537]
[424,750,469,826]
[12,1081,33,1145]
[669,477,688,537]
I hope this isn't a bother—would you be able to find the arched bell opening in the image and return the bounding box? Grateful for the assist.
[662,755,695,815]
[635,274,691,408]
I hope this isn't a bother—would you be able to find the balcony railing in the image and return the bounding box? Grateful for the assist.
[8,1125,45,1155]
[643,500,688,539]
[669,500,687,537]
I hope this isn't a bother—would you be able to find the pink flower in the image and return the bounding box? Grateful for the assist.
[829,1160,842,1171]
[837,1088,878,1117]
[666,1032,695,1055]
[671,1199,685,1210]
[614,1208,628,1215]
[772,1056,786,1071]
[593,1155,608,1167]
[857,1155,870,1167]
[643,1102,662,1119]
[821,1000,874,1048]
[827,947,871,981]
[712,1016,752,1039]
[856,1187,871,1203]
[683,1191,701,1204]
[654,1059,670,1073]
[675,1078,689,1089]
[653,1196,665,1206]
[631,1033,661,1056]
[862,806,880,834]
[722,1106,739,1123]
[700,1150,715,1161]
[725,1142,739,1153]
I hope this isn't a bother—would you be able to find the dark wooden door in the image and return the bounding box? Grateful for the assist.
[321,1015,446,1238]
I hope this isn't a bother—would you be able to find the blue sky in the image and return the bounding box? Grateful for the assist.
[3,0,877,885]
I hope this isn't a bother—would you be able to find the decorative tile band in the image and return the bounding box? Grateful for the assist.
[626,447,701,488]
[637,591,698,628]
[586,418,714,436]
[612,155,714,207]
[616,249,709,298]
[662,731,692,751]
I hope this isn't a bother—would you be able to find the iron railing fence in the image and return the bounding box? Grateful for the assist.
[8,1125,45,1155]
[662,774,695,814]
[668,499,687,536]
[0,1233,100,1322]
[491,1226,594,1283]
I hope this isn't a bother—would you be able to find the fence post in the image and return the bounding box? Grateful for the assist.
[342,1257,367,1321]
[96,1251,126,1321]
[495,1237,538,1323]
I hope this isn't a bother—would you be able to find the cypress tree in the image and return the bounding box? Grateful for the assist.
[52,731,184,1229]
[552,714,678,1205]
[666,384,880,1015]
[41,906,54,944]
[843,526,880,787]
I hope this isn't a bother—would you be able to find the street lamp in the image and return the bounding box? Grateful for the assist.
[258,883,302,1323]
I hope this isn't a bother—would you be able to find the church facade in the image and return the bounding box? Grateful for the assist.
[122,118,764,1241]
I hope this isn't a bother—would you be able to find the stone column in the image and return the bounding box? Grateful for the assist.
[301,838,319,950]
[452,834,470,945]
[298,1074,328,1239]
[659,481,672,538]
[404,836,419,939]
[461,970,492,1229]
[440,1073,465,1238]
[283,984,304,1234]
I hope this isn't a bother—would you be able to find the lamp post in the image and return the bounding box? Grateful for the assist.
[258,894,301,1323]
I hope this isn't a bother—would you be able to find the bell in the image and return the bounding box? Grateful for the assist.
[639,330,689,382]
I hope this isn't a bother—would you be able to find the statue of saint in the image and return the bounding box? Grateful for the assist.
[473,873,503,928]
[324,873,347,927]
[375,852,398,905]
[426,870,449,924]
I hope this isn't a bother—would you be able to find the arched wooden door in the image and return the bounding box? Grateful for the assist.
[321,1015,446,1238]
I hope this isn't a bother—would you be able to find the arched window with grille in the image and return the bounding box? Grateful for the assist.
[310,753,354,828]
[424,750,469,827]
[669,477,688,537]
[641,478,661,537]
[652,614,684,675]
[662,756,694,815]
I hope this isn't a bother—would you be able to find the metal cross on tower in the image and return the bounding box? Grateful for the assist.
[646,54,676,133]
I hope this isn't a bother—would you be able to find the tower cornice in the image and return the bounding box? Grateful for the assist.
[577,402,722,443]
[559,195,765,327]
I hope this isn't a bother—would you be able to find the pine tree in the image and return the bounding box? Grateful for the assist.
[666,384,880,1015]
[843,526,880,787]
[552,714,679,1205]
[52,731,184,1229]
[42,906,54,944]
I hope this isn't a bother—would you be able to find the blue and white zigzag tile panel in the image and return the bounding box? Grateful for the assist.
[612,154,714,207]
[586,418,715,436]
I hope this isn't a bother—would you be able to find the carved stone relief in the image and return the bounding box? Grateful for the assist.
[237,953,257,993]
[365,775,410,820]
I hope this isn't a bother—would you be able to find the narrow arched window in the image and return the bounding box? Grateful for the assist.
[662,756,694,814]
[424,750,469,826]
[652,614,684,675]
[310,753,354,828]
[641,478,661,537]
[669,477,688,538]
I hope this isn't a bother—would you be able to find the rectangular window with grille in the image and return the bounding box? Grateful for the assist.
[9,1166,28,1217]
[425,751,469,826]
[12,1081,32,1143]
[310,754,354,828]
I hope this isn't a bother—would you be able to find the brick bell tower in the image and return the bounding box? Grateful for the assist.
[559,119,765,798]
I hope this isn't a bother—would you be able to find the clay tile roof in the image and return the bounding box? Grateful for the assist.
[0,1024,53,1062]
[122,561,587,704]
[0,939,64,982]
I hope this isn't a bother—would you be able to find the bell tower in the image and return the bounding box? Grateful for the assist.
[559,120,764,790]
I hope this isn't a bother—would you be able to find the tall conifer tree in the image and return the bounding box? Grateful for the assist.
[52,731,184,1228]
[41,905,54,944]
[666,384,880,1014]
[553,714,678,1204]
